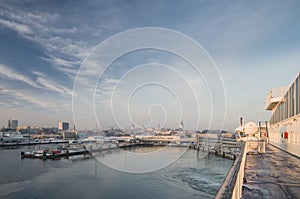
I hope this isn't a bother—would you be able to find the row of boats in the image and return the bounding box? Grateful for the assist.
[21,145,90,159]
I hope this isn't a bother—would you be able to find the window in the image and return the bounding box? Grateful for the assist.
[296,75,299,115]
[286,90,290,118]
[280,103,283,121]
[288,87,291,118]
[285,93,288,119]
[291,84,294,116]
[269,74,300,124]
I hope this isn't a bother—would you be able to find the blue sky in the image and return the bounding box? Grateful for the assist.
[0,0,299,130]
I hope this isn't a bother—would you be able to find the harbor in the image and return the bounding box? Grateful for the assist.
[10,126,300,199]
[0,143,233,199]
[2,70,300,198]
[1,1,300,198]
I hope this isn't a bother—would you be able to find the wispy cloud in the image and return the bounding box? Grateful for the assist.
[0,4,93,79]
[0,64,73,96]
[0,18,33,34]
[0,87,57,111]
[95,77,121,104]
[0,64,39,88]
[32,70,46,77]
[42,53,80,68]
[36,77,73,96]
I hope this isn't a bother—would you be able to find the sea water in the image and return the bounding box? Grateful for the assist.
[0,145,232,199]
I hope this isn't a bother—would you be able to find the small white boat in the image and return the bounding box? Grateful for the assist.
[1,131,23,142]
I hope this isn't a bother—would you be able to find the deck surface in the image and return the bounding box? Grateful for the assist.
[242,144,300,199]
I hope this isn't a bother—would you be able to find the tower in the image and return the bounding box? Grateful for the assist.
[179,119,184,130]
[11,120,18,130]
[8,118,12,128]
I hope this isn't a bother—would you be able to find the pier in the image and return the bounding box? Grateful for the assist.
[20,142,162,160]
[1,140,69,147]
[190,134,241,160]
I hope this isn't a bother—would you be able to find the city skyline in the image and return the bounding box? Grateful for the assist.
[0,1,299,130]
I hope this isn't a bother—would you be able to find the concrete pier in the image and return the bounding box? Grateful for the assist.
[242,144,300,198]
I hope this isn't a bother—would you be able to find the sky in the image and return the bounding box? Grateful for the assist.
[0,0,299,131]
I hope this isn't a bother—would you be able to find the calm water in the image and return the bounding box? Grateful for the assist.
[0,145,232,199]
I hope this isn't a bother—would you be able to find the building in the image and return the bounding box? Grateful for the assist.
[11,120,18,130]
[265,73,300,147]
[7,118,18,130]
[62,131,78,139]
[179,119,184,131]
[8,119,11,128]
[58,121,69,131]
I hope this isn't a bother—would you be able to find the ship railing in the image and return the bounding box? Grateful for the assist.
[215,142,247,199]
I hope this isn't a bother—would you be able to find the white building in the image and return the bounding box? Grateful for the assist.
[58,121,69,131]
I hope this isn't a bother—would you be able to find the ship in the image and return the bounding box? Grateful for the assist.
[265,72,300,156]
[0,131,24,143]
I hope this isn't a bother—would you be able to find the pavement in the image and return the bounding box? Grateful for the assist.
[242,144,300,199]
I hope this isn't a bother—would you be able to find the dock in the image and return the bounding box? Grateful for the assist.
[190,135,241,160]
[1,140,69,147]
[21,148,91,159]
[20,142,160,160]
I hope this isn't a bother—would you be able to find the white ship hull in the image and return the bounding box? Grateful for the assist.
[269,114,300,145]
[265,73,300,156]
[268,114,300,157]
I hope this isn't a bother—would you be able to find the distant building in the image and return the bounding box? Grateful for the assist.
[11,120,18,130]
[179,119,184,130]
[62,131,78,139]
[16,126,28,131]
[7,118,18,130]
[8,118,11,128]
[58,121,69,131]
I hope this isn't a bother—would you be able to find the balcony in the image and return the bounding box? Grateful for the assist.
[265,86,288,111]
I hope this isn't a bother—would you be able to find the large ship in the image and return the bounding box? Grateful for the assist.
[265,72,300,156]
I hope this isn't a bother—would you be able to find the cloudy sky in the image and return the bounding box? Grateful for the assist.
[0,0,299,130]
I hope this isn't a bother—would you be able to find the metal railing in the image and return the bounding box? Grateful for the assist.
[215,142,247,199]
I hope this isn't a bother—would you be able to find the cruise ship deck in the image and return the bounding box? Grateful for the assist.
[270,141,300,158]
[242,144,300,198]
[242,73,300,198]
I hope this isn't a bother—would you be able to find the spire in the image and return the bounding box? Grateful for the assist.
[179,117,184,130]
